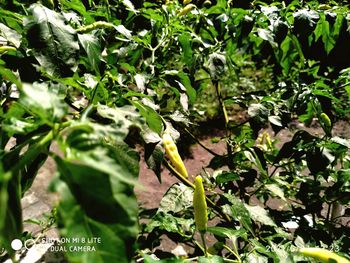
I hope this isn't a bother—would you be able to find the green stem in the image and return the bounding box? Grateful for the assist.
[200,231,208,257]
[184,128,221,157]
[214,81,233,168]
[12,131,53,174]
[76,21,115,33]
[223,244,241,263]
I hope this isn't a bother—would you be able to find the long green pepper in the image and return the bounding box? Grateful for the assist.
[193,175,208,232]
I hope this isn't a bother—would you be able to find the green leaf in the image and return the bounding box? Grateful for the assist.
[25,4,80,77]
[78,33,101,73]
[268,116,282,127]
[299,102,314,125]
[198,255,224,263]
[257,28,277,48]
[248,103,269,125]
[207,226,247,242]
[158,183,193,214]
[0,66,22,89]
[146,213,194,237]
[0,22,21,48]
[145,143,163,182]
[143,254,186,263]
[331,137,350,148]
[222,194,254,235]
[121,0,138,13]
[265,184,286,201]
[20,82,67,123]
[216,172,240,184]
[131,100,163,134]
[96,104,143,139]
[244,204,276,227]
[178,72,196,105]
[52,180,137,263]
[0,168,22,257]
[179,32,193,68]
[59,0,87,16]
[314,13,335,54]
[293,9,319,27]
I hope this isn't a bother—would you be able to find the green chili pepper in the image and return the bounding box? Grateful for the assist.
[299,248,350,263]
[193,175,208,232]
[178,4,196,16]
[163,133,188,178]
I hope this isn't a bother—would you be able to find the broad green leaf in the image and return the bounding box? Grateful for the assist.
[61,146,138,186]
[158,183,193,214]
[0,22,21,48]
[0,66,22,89]
[268,116,282,127]
[314,13,335,54]
[78,33,101,73]
[96,104,143,138]
[222,194,254,235]
[146,213,194,237]
[179,32,193,68]
[25,4,80,77]
[198,255,224,263]
[244,204,276,227]
[131,100,163,134]
[248,103,269,125]
[265,184,286,201]
[20,82,67,123]
[293,9,319,27]
[0,168,22,257]
[59,0,87,16]
[299,102,314,125]
[144,143,163,182]
[331,137,350,148]
[257,28,277,48]
[178,72,196,104]
[52,179,137,263]
[207,226,247,242]
[215,172,240,184]
[2,117,39,136]
[121,0,138,13]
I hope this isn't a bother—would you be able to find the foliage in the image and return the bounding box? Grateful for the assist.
[0,0,350,262]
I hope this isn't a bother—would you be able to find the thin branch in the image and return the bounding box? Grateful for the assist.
[184,128,221,157]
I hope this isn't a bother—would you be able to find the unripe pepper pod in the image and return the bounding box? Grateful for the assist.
[162,133,188,178]
[319,112,332,136]
[193,175,208,232]
[177,4,196,16]
[320,113,332,128]
[299,248,350,263]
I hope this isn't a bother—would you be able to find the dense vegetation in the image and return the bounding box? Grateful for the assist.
[1,0,350,262]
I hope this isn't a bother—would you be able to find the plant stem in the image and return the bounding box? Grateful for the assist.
[200,231,208,257]
[184,128,221,157]
[223,244,241,262]
[12,130,53,174]
[214,81,233,168]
